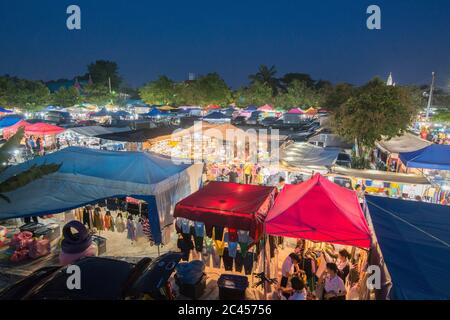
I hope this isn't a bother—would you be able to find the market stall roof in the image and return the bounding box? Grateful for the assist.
[305,107,317,115]
[399,144,450,171]
[0,147,203,244]
[174,181,276,239]
[111,110,131,118]
[25,123,65,136]
[0,116,22,129]
[376,133,432,154]
[97,126,179,142]
[206,104,221,110]
[280,142,340,170]
[258,104,274,112]
[330,166,431,185]
[366,195,450,300]
[265,174,371,248]
[287,108,305,114]
[203,111,228,119]
[66,126,132,138]
[245,105,258,111]
[2,120,31,139]
[0,107,13,113]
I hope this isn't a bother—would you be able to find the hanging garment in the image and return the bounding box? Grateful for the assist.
[201,246,211,267]
[228,242,238,258]
[222,248,234,271]
[175,220,182,234]
[115,216,125,233]
[135,219,144,238]
[126,219,136,241]
[142,216,154,243]
[243,252,254,275]
[82,208,91,228]
[228,228,238,242]
[234,251,244,273]
[194,222,205,237]
[177,237,194,261]
[205,224,214,238]
[239,242,249,257]
[110,217,115,232]
[212,249,221,268]
[104,215,112,230]
[93,210,103,231]
[194,236,204,252]
[180,218,191,234]
[214,226,224,240]
[237,230,250,243]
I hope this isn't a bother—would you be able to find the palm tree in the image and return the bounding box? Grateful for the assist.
[249,65,280,96]
[0,128,60,203]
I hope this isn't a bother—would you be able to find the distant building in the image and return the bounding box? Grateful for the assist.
[386,72,396,86]
[46,77,90,93]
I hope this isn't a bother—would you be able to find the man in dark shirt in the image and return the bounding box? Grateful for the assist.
[227,165,238,183]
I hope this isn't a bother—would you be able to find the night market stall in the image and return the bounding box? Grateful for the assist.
[0,147,203,249]
[365,195,450,300]
[172,181,277,299]
[264,174,372,300]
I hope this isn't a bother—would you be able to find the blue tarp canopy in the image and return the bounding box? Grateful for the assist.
[0,107,13,113]
[245,105,258,111]
[0,116,22,129]
[0,147,202,244]
[145,108,163,117]
[366,195,450,300]
[203,111,227,119]
[399,144,450,171]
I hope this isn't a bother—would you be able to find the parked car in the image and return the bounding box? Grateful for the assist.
[0,252,183,300]
[260,116,279,127]
[271,119,304,131]
[231,116,247,126]
[335,152,352,167]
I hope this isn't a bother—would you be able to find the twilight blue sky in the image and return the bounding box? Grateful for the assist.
[1,0,450,88]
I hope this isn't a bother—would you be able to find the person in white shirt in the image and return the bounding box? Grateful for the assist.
[319,262,346,300]
[281,253,300,288]
[289,277,307,300]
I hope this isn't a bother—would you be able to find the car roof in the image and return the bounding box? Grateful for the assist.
[28,257,134,300]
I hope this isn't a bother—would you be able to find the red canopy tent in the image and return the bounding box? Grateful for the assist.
[174,181,277,239]
[2,120,31,139]
[265,174,371,248]
[258,104,274,112]
[206,104,221,110]
[287,108,305,114]
[24,123,65,136]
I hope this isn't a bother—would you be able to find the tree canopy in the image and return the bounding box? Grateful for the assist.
[332,78,419,159]
[52,87,81,108]
[87,60,122,91]
[0,76,50,111]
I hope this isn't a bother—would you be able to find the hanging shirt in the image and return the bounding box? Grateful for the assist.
[194,222,205,237]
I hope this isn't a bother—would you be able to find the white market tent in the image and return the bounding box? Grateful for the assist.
[280,142,341,172]
[0,147,203,244]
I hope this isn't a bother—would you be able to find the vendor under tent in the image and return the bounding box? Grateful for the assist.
[375,133,432,171]
[366,195,450,300]
[174,181,277,241]
[0,147,203,244]
[265,173,371,248]
[399,144,450,171]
